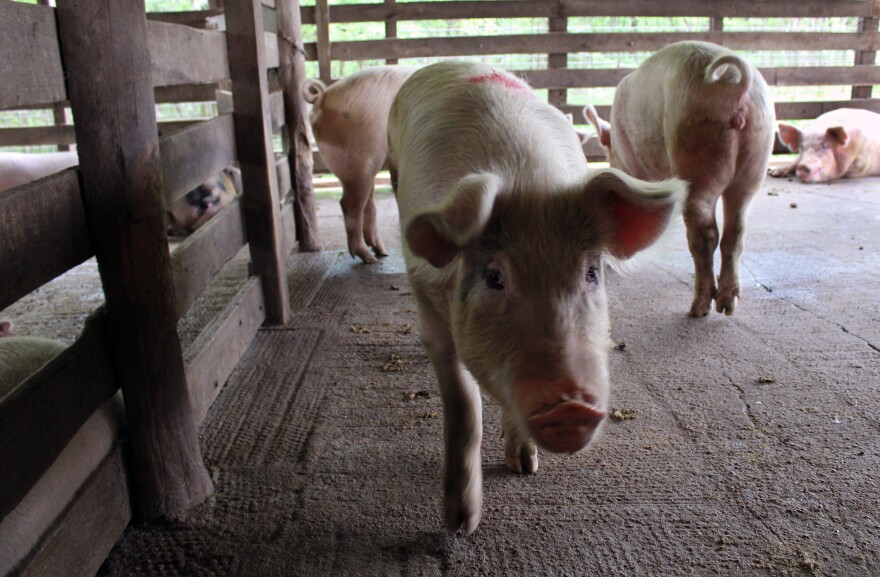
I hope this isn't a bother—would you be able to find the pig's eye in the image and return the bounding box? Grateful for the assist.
[820,142,829,151]
[586,266,600,284]
[485,269,505,290]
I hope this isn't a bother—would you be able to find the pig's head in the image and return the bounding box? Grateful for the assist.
[166,169,238,236]
[778,122,854,183]
[407,169,685,454]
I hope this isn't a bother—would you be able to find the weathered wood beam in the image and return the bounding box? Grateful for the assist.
[306,31,880,61]
[0,168,91,311]
[55,0,213,521]
[171,198,247,318]
[276,0,322,252]
[0,313,116,521]
[315,0,331,82]
[159,114,238,205]
[298,0,876,25]
[0,1,66,110]
[226,0,292,325]
[853,1,880,99]
[16,445,131,577]
[184,276,265,425]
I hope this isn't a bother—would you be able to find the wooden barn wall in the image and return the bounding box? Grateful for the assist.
[298,0,880,159]
[0,0,322,573]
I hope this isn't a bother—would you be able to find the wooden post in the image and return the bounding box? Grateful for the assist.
[853,6,878,99]
[385,0,398,65]
[315,0,331,82]
[54,0,213,521]
[276,0,322,253]
[548,10,567,108]
[37,0,70,152]
[225,0,292,325]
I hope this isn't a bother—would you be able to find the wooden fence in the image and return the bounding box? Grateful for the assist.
[298,0,880,158]
[0,0,317,574]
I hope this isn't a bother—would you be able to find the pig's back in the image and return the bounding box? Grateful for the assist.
[389,61,586,221]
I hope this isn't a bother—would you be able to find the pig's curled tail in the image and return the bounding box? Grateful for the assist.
[301,78,327,106]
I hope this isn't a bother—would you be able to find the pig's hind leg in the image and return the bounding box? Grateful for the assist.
[418,305,484,535]
[340,177,384,264]
[716,180,759,315]
[363,187,388,258]
[682,187,721,317]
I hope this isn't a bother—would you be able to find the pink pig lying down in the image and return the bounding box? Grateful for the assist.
[0,151,79,193]
[388,61,686,535]
[769,108,880,183]
[302,66,416,263]
[585,41,776,317]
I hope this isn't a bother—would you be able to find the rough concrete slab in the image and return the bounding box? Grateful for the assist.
[89,174,878,577]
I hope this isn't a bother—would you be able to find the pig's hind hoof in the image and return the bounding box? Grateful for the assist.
[353,249,379,264]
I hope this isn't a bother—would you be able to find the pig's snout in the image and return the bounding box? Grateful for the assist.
[796,164,814,181]
[526,395,606,454]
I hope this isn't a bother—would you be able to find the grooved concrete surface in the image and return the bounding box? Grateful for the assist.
[99,175,879,577]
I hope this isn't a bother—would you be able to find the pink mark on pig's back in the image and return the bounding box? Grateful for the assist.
[466,71,537,98]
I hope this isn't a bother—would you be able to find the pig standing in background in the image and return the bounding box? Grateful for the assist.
[0,151,79,193]
[166,167,240,236]
[388,61,686,534]
[302,66,416,264]
[585,41,775,317]
[769,108,880,183]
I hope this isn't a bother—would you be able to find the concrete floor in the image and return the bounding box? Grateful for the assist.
[85,173,880,576]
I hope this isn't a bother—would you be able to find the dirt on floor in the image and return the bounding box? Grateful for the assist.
[6,172,880,577]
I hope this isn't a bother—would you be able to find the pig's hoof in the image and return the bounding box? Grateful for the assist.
[445,490,482,536]
[688,300,712,318]
[353,249,379,264]
[715,288,739,315]
[504,434,539,474]
[371,244,389,258]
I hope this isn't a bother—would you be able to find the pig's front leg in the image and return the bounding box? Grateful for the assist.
[417,306,483,535]
[768,160,797,178]
[502,409,538,474]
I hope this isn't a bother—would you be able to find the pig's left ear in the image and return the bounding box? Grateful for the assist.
[826,126,849,147]
[584,168,687,260]
[406,173,503,268]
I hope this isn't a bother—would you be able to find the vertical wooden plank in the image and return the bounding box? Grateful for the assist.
[277,0,323,252]
[55,0,213,521]
[226,0,292,325]
[548,3,567,108]
[710,16,724,31]
[853,5,878,99]
[37,0,71,152]
[385,0,398,65]
[315,0,331,82]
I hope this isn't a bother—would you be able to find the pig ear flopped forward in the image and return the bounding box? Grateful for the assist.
[777,124,802,153]
[584,168,687,260]
[406,173,503,268]
[826,126,850,147]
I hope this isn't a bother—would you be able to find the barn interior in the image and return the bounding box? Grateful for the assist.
[1,1,879,576]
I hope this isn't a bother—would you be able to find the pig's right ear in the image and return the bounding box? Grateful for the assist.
[405,173,502,268]
[777,123,802,152]
[585,168,687,260]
